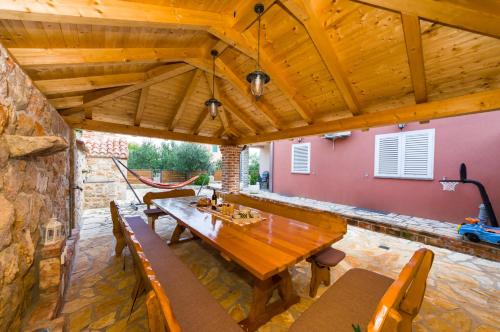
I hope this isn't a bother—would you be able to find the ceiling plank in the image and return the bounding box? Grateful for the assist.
[215,57,283,130]
[192,111,211,135]
[0,0,226,30]
[230,0,276,32]
[217,90,259,135]
[35,72,145,95]
[401,14,427,103]
[64,116,230,145]
[354,0,500,39]
[169,69,202,131]
[61,64,194,115]
[281,0,361,115]
[134,87,149,126]
[9,48,203,67]
[49,96,83,109]
[236,88,500,144]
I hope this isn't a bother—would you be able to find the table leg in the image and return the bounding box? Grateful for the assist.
[239,269,300,332]
[168,223,186,245]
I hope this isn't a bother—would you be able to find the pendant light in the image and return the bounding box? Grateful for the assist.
[205,49,222,119]
[246,3,270,100]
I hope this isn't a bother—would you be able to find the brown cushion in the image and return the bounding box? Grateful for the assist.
[143,208,165,217]
[125,217,242,332]
[289,268,394,332]
[313,247,345,266]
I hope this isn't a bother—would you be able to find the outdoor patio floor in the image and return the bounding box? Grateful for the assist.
[59,203,500,332]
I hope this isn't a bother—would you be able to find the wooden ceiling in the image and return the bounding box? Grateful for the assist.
[1,0,499,145]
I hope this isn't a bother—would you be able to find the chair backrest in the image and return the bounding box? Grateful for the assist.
[143,189,196,208]
[222,193,347,233]
[368,248,434,332]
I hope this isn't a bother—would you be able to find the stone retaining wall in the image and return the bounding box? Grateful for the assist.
[0,44,71,331]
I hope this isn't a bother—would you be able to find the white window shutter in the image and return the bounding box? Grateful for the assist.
[402,129,435,179]
[374,134,401,177]
[291,143,311,174]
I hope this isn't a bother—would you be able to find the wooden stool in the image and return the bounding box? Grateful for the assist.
[307,247,345,297]
[143,208,165,230]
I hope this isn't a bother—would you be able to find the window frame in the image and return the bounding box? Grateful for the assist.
[374,129,435,180]
[291,142,311,174]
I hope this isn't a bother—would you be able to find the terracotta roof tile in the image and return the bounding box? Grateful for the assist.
[81,131,128,159]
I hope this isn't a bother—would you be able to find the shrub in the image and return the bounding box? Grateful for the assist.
[250,173,259,185]
[194,173,210,186]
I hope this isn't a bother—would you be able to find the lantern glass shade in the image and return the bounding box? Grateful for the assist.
[40,216,65,245]
[205,98,221,119]
[246,71,270,99]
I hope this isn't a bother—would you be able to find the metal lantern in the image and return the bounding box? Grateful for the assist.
[40,216,65,245]
[247,3,270,99]
[204,49,221,119]
[205,98,221,119]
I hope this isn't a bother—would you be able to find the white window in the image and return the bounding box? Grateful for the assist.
[374,129,435,180]
[291,143,311,174]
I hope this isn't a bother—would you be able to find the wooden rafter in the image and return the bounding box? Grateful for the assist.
[64,116,230,145]
[215,57,282,130]
[236,88,500,144]
[401,14,427,103]
[217,90,259,135]
[49,96,83,109]
[281,0,361,115]
[192,111,211,135]
[354,0,500,39]
[230,0,276,32]
[35,72,145,95]
[168,69,202,131]
[0,0,227,30]
[9,48,203,67]
[134,87,149,126]
[61,64,194,115]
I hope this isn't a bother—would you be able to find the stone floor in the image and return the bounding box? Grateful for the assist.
[59,204,500,332]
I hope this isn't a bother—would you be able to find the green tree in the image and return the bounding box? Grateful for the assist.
[157,142,175,170]
[128,141,160,169]
[171,143,211,178]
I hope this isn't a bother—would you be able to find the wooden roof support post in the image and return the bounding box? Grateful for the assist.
[281,0,361,115]
[401,14,427,103]
[168,69,202,131]
[134,87,150,126]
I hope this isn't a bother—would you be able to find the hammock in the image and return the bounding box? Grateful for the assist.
[112,157,200,190]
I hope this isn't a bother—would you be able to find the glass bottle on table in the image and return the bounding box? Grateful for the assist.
[211,189,217,210]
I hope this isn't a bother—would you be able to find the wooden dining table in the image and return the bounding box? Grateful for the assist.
[153,196,344,331]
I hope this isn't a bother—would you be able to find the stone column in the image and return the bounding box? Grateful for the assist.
[240,147,249,189]
[220,145,240,193]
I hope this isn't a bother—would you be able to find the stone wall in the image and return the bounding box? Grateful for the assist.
[0,45,71,331]
[81,132,128,209]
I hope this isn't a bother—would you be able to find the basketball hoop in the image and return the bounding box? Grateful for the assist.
[441,181,459,192]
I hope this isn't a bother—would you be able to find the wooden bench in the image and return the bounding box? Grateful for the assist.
[142,189,195,230]
[110,201,243,332]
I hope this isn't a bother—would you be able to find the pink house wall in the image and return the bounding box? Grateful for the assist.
[272,111,500,224]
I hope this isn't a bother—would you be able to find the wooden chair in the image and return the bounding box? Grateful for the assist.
[289,248,435,332]
[307,247,346,297]
[143,189,195,230]
[368,248,435,332]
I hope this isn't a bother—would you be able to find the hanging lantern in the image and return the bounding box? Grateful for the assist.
[204,50,222,119]
[246,3,270,99]
[40,216,65,246]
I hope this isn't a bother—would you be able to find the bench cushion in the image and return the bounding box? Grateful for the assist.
[125,217,242,332]
[143,208,165,216]
[289,268,394,332]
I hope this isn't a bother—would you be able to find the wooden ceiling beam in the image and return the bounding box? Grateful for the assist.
[35,72,146,95]
[192,111,211,135]
[401,14,427,104]
[281,0,361,115]
[49,96,83,109]
[0,0,227,30]
[230,0,276,32]
[217,90,260,135]
[236,88,500,144]
[9,48,203,67]
[134,87,149,126]
[64,116,230,145]
[215,57,283,130]
[353,0,500,39]
[168,69,202,131]
[61,64,194,115]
